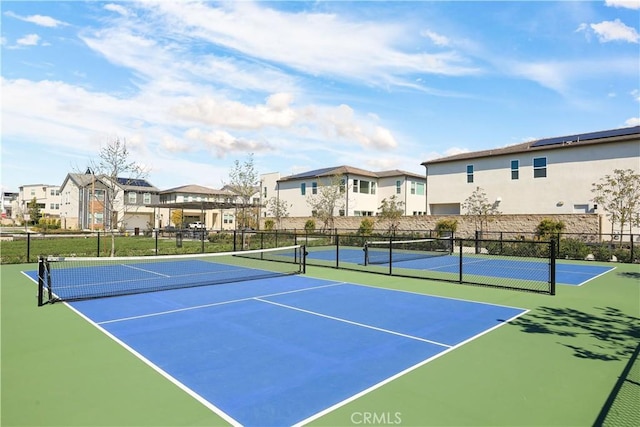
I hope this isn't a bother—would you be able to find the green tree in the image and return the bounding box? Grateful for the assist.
[435,218,458,237]
[377,195,404,234]
[227,154,259,229]
[306,174,346,231]
[27,197,42,226]
[462,187,501,234]
[591,169,640,244]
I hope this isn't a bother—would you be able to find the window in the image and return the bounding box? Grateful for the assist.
[91,189,105,201]
[312,182,318,195]
[371,182,376,195]
[339,209,345,216]
[354,211,373,216]
[353,179,359,193]
[359,180,370,194]
[511,160,519,180]
[533,157,547,178]
[466,165,474,183]
[339,179,346,194]
[396,180,402,194]
[143,193,151,204]
[223,213,234,224]
[128,192,137,203]
[263,187,267,198]
[300,183,306,195]
[410,181,425,196]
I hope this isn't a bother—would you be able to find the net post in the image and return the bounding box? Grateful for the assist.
[550,239,556,295]
[363,242,369,266]
[388,235,393,275]
[37,255,50,306]
[301,245,307,274]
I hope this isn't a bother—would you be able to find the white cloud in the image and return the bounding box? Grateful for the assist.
[420,29,450,47]
[140,1,480,88]
[16,34,40,46]
[4,11,68,27]
[631,89,640,102]
[605,0,640,10]
[103,3,132,17]
[590,19,639,43]
[625,117,640,126]
[184,128,272,157]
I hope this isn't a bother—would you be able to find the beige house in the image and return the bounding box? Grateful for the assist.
[155,185,240,230]
[421,126,640,235]
[261,166,427,219]
[16,184,61,223]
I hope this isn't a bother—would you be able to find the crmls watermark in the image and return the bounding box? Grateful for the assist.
[350,411,402,425]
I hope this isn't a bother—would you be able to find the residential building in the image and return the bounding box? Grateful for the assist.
[16,184,61,222]
[421,126,640,234]
[261,166,427,219]
[59,172,160,231]
[1,191,18,221]
[156,185,239,230]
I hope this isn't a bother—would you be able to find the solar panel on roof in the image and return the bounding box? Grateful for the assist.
[117,177,152,187]
[531,126,640,148]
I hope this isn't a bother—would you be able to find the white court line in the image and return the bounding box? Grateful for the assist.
[97,281,346,325]
[122,264,172,277]
[62,301,242,427]
[294,308,530,427]
[254,297,452,348]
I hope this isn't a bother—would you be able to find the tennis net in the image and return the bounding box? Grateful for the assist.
[37,245,306,305]
[364,237,453,265]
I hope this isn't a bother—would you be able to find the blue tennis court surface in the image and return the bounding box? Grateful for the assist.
[304,248,614,286]
[58,274,526,426]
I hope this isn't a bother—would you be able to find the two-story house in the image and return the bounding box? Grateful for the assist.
[17,184,61,223]
[59,171,160,232]
[261,166,427,218]
[421,126,640,234]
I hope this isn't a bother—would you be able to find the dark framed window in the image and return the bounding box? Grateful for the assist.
[511,160,519,180]
[300,183,306,195]
[533,157,547,178]
[466,164,474,183]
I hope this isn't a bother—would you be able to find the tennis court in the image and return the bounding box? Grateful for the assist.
[304,246,614,286]
[4,246,638,426]
[23,250,527,426]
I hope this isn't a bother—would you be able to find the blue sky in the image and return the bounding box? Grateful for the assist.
[2,1,639,192]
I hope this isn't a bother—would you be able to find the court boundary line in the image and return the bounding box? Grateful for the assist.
[62,300,243,427]
[294,308,530,427]
[557,265,616,286]
[254,297,452,348]
[97,281,346,325]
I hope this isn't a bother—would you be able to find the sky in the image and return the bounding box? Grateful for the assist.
[1,0,639,193]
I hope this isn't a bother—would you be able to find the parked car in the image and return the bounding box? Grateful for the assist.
[188,221,206,229]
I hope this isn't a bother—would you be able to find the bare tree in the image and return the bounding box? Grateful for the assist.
[266,197,290,230]
[377,195,404,234]
[306,174,347,231]
[226,154,259,229]
[462,186,501,235]
[88,137,148,256]
[591,168,640,244]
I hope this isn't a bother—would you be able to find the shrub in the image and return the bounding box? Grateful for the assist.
[435,218,458,236]
[264,219,275,231]
[559,238,590,260]
[535,218,565,241]
[304,219,316,233]
[358,218,375,236]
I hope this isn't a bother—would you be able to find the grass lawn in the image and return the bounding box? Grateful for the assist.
[1,259,638,426]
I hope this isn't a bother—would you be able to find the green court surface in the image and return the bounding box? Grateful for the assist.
[2,260,638,426]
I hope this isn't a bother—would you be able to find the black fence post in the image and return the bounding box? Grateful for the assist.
[459,238,463,283]
[26,232,31,263]
[97,231,101,257]
[155,229,159,255]
[550,239,556,296]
